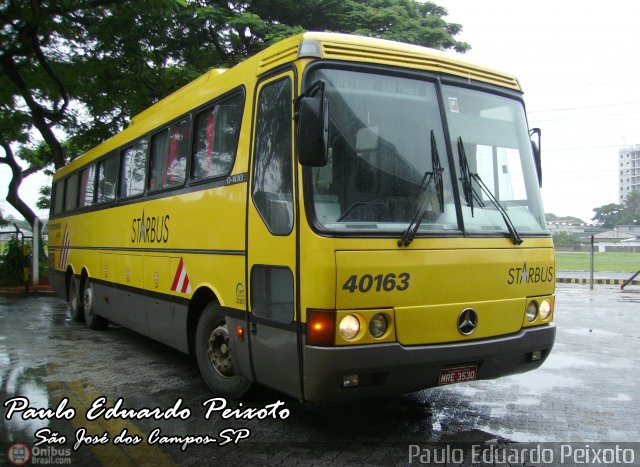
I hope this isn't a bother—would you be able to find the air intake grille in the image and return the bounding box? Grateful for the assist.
[321,42,520,90]
[258,45,299,74]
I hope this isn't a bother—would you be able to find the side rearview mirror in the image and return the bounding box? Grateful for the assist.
[529,127,542,187]
[296,80,329,167]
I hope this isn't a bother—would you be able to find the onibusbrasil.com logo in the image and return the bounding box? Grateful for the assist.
[7,442,71,465]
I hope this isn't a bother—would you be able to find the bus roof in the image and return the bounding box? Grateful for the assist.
[55,31,521,179]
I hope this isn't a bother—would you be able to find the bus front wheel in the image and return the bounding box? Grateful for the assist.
[68,276,84,322]
[195,303,251,398]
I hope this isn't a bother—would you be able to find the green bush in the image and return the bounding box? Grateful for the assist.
[0,237,29,285]
[553,231,579,246]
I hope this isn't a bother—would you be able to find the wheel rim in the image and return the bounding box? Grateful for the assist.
[207,323,234,378]
[83,283,94,320]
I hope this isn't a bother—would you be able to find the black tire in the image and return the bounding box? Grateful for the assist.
[83,278,107,330]
[68,275,84,322]
[195,303,251,398]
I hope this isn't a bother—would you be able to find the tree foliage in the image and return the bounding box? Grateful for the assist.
[1,0,469,230]
[592,191,640,227]
[625,190,640,223]
[552,231,579,246]
[592,203,625,228]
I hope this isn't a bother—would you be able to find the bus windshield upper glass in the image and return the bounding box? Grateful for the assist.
[305,67,547,236]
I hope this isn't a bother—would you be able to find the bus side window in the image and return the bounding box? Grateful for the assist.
[96,154,118,203]
[64,172,79,212]
[192,93,243,181]
[119,139,148,198]
[79,164,96,207]
[149,119,189,190]
[53,180,65,215]
[252,78,293,235]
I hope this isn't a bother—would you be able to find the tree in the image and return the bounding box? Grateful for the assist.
[552,231,579,246]
[592,203,625,228]
[622,190,640,225]
[1,0,194,234]
[592,191,640,227]
[249,0,469,51]
[1,0,469,232]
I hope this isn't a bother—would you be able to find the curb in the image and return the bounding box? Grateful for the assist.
[556,278,640,286]
[0,286,55,295]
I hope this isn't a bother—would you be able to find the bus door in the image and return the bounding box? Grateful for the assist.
[246,71,301,398]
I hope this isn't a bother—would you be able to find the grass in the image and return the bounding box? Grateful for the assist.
[556,252,640,273]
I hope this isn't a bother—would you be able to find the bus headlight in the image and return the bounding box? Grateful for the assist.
[339,314,360,340]
[369,313,388,338]
[539,299,552,320]
[526,301,538,322]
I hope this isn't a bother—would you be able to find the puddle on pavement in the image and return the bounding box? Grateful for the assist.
[562,327,619,337]
[605,393,632,402]
[2,365,51,441]
[543,353,598,370]
[617,295,640,303]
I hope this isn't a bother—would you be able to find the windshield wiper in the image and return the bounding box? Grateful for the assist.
[398,130,444,247]
[457,137,484,215]
[456,137,523,245]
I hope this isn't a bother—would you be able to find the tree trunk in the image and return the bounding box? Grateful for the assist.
[0,143,47,259]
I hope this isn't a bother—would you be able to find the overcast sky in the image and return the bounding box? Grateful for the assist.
[436,0,640,222]
[2,1,639,224]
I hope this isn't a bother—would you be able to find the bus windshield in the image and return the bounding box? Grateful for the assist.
[305,68,547,235]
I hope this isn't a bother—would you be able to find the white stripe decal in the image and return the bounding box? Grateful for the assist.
[59,225,70,269]
[176,265,187,292]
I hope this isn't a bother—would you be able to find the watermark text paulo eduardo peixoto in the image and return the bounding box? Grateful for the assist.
[3,396,290,452]
[409,443,636,465]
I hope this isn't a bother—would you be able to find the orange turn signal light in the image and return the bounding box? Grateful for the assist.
[307,309,336,346]
[236,326,245,341]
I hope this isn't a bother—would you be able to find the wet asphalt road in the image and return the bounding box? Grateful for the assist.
[1,284,639,466]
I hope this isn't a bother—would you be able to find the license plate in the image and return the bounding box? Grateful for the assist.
[438,365,478,385]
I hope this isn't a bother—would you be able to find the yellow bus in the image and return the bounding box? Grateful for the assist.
[48,32,555,401]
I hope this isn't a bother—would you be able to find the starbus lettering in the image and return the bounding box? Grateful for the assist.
[131,210,170,244]
[507,262,554,285]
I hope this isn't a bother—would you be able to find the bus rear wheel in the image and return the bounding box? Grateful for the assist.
[68,276,84,322]
[83,279,107,330]
[195,303,251,398]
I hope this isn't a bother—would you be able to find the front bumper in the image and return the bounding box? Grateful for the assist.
[303,324,555,402]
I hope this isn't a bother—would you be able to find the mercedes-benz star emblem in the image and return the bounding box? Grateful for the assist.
[458,308,478,335]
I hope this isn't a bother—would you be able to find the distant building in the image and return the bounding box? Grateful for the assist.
[592,229,635,242]
[546,217,589,234]
[619,145,640,203]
